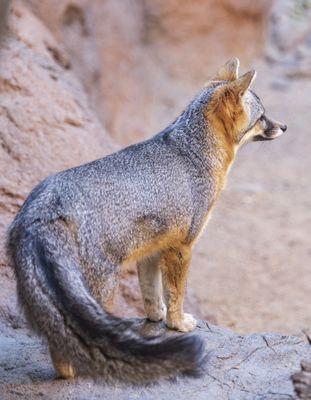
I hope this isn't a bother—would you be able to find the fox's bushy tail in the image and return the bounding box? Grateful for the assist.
[6,225,206,383]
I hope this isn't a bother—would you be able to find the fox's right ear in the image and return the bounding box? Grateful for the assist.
[213,57,240,81]
[229,70,256,97]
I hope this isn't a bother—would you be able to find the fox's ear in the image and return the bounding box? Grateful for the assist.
[214,57,240,81]
[229,70,256,97]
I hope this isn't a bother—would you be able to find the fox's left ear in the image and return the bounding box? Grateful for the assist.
[230,70,256,97]
[213,57,240,81]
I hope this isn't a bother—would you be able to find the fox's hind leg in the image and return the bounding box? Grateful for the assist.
[80,245,120,312]
[137,253,166,322]
[161,245,197,333]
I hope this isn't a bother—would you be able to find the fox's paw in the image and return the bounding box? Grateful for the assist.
[56,362,76,379]
[166,313,197,332]
[146,302,167,322]
[50,350,76,379]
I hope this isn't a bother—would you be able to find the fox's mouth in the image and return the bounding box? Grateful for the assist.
[253,135,274,141]
[253,127,286,142]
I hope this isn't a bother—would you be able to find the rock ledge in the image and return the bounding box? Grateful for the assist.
[0,317,310,399]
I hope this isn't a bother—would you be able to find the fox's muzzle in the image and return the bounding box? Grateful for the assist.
[253,116,287,141]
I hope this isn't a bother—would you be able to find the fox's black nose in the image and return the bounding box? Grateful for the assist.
[280,124,287,132]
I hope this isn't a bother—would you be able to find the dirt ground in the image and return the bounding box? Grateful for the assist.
[190,61,311,334]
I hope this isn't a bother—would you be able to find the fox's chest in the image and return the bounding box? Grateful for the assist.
[185,176,219,244]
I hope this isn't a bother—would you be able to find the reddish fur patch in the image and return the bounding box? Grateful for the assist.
[161,244,191,324]
[203,85,249,191]
[50,348,76,379]
[123,228,188,265]
[206,86,248,146]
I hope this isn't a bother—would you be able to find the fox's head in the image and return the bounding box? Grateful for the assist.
[204,58,287,148]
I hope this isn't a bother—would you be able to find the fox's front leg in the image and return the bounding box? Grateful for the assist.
[161,245,197,332]
[137,253,167,322]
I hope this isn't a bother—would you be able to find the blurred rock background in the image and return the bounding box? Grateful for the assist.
[0,0,310,336]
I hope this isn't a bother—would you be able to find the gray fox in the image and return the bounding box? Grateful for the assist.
[6,58,286,383]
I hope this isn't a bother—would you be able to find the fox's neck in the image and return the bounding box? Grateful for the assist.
[168,103,236,190]
[163,106,236,243]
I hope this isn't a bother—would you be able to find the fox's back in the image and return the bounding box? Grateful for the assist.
[9,134,209,263]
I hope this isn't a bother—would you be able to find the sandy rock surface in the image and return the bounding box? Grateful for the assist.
[0,1,113,253]
[0,316,310,399]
